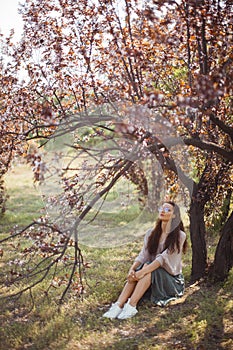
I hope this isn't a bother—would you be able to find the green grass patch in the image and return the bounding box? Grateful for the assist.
[0,163,44,233]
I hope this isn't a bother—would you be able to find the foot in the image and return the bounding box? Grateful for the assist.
[103,302,123,319]
[117,301,138,319]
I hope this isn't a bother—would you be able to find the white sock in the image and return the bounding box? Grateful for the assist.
[115,301,122,307]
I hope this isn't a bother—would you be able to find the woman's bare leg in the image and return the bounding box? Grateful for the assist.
[117,281,137,307]
[129,273,151,307]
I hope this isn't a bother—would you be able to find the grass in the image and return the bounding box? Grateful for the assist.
[0,162,232,350]
[0,163,44,233]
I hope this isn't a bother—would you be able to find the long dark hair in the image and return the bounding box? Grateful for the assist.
[147,201,187,256]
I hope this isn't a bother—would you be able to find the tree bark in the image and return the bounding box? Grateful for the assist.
[189,198,207,281]
[219,189,232,229]
[0,177,7,215]
[211,211,233,281]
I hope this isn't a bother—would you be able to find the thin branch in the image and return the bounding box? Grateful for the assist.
[59,241,83,303]
[3,264,51,300]
[0,222,36,243]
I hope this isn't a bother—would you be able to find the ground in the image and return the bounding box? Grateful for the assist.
[0,163,232,350]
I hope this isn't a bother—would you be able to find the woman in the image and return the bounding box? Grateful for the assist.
[103,201,187,320]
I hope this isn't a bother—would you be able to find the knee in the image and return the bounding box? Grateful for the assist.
[143,272,151,283]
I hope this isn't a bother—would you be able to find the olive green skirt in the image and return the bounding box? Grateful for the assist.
[137,265,185,307]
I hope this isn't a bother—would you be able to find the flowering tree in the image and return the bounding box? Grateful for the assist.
[0,0,232,302]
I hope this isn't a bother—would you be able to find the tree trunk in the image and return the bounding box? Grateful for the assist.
[0,177,7,216]
[189,199,207,281]
[219,189,232,229]
[148,158,161,212]
[211,211,233,281]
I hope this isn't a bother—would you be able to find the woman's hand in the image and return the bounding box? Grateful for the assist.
[134,269,146,280]
[127,269,146,282]
[128,268,135,277]
[127,269,138,283]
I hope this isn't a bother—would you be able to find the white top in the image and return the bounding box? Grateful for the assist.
[134,228,186,276]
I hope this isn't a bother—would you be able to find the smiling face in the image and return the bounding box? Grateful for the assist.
[158,203,175,222]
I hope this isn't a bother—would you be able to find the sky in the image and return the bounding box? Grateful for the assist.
[0,0,24,39]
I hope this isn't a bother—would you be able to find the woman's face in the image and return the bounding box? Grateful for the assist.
[158,203,175,222]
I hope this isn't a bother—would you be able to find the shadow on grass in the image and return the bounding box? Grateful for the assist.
[75,281,232,350]
[0,279,232,350]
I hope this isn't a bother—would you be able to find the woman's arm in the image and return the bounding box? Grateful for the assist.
[127,261,142,283]
[134,259,161,280]
[128,228,153,282]
[128,261,141,274]
[134,228,152,265]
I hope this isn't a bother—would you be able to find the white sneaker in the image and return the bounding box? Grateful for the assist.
[103,302,123,319]
[117,302,138,319]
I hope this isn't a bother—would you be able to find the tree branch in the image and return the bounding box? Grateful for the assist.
[209,113,233,142]
[183,137,233,163]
